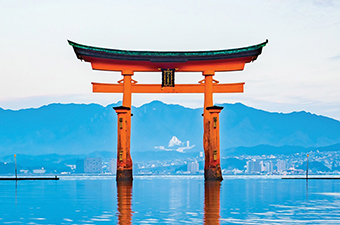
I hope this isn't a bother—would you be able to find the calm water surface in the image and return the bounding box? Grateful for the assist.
[1,175,340,224]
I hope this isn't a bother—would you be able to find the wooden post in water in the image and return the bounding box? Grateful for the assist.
[14,154,17,180]
[306,154,309,180]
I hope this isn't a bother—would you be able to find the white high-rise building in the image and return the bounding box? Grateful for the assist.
[261,161,274,173]
[246,160,261,173]
[276,160,286,173]
[109,158,117,174]
[267,161,274,173]
[187,161,199,173]
[260,161,265,172]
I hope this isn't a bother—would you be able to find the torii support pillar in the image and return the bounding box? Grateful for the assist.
[113,106,133,181]
[204,106,224,181]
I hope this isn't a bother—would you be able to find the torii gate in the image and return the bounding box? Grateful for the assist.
[69,40,267,181]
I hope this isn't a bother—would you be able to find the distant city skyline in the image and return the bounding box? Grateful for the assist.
[1,1,340,120]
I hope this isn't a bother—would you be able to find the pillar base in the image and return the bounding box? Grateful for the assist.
[116,170,133,181]
[204,167,223,181]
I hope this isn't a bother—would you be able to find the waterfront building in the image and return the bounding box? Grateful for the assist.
[110,159,117,174]
[200,151,204,158]
[84,158,102,173]
[246,160,261,174]
[33,168,46,174]
[187,161,199,173]
[261,161,274,173]
[276,160,286,173]
[76,158,102,173]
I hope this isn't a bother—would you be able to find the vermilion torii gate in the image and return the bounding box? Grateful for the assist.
[69,40,267,181]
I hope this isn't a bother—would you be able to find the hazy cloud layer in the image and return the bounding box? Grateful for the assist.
[1,0,340,120]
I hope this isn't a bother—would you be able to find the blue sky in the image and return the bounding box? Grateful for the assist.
[1,0,340,120]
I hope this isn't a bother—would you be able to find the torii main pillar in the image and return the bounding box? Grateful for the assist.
[113,71,133,181]
[68,39,268,182]
[203,72,223,180]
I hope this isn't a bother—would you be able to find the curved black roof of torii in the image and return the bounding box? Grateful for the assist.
[68,40,268,63]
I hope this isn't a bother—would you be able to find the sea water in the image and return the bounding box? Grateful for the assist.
[0,175,340,224]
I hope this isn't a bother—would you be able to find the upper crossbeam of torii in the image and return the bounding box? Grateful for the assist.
[68,40,268,181]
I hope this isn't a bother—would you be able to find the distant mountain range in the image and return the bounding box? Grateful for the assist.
[1,101,340,157]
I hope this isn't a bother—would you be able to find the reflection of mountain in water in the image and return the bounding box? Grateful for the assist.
[154,136,195,153]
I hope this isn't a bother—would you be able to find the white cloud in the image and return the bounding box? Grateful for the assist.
[155,136,195,153]
[168,136,182,147]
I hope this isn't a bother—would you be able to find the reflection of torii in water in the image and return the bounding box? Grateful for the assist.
[116,180,222,224]
[68,40,268,182]
[116,181,133,225]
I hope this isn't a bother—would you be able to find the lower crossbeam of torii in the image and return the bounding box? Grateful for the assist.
[69,40,268,181]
